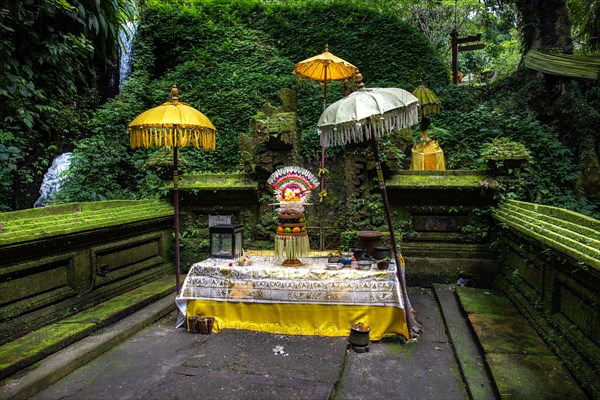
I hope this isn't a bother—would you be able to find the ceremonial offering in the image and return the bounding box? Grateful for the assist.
[268,166,319,266]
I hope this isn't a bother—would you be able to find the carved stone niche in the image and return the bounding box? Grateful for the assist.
[249,103,297,151]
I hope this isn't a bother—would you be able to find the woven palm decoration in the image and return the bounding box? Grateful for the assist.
[267,166,319,203]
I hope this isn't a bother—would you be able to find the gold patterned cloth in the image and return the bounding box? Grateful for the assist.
[175,256,408,339]
[177,256,403,308]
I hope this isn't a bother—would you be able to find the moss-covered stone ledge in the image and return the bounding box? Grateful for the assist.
[494,199,600,270]
[385,170,497,207]
[175,173,259,214]
[493,199,600,398]
[386,170,492,190]
[0,200,174,346]
[172,173,258,191]
[0,200,173,247]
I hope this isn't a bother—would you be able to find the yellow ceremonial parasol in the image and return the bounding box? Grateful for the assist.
[294,44,358,205]
[294,44,358,108]
[128,85,217,292]
[411,84,441,118]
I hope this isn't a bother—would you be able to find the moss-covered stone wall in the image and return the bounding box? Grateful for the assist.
[0,200,174,344]
[493,199,600,398]
[174,167,502,286]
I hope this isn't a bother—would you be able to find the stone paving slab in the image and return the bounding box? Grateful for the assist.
[456,286,519,317]
[467,313,551,355]
[148,366,334,400]
[181,329,347,384]
[31,288,470,400]
[433,284,497,400]
[456,286,589,400]
[486,353,588,400]
[335,288,468,400]
[31,312,347,400]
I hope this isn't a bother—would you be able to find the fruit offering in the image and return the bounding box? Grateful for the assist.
[268,166,319,264]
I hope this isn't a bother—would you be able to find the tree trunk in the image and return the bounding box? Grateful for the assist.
[515,0,600,205]
[516,0,572,53]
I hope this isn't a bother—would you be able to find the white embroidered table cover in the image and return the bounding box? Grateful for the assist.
[177,256,404,309]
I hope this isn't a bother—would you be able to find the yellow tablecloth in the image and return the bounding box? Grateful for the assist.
[176,256,408,340]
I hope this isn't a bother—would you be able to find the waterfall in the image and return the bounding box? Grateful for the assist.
[34,153,72,208]
[119,21,138,90]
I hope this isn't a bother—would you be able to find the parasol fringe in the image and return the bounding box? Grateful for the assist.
[319,102,419,147]
[128,127,217,150]
[421,103,440,117]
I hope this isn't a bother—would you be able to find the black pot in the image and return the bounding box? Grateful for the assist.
[351,247,365,260]
[349,326,370,346]
[373,247,391,260]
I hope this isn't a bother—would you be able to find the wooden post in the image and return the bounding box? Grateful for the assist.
[451,29,459,84]
[451,31,485,84]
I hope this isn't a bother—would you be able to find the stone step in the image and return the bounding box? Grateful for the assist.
[0,275,176,383]
[432,284,497,400]
[453,286,589,400]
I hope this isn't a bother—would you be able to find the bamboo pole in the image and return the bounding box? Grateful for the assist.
[370,138,421,338]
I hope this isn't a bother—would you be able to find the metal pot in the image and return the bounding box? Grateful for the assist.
[373,247,391,260]
[351,247,365,260]
[340,252,353,265]
[349,325,370,346]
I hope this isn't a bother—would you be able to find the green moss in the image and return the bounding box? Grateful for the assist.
[175,173,258,191]
[0,200,173,246]
[0,323,96,372]
[63,278,174,324]
[456,286,520,317]
[386,171,489,189]
[486,354,587,400]
[494,200,600,270]
[503,202,599,240]
[506,200,600,232]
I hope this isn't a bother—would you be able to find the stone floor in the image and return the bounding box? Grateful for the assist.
[3,286,590,400]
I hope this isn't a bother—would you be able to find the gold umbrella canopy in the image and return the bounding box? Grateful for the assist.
[294,44,358,83]
[128,86,217,149]
[294,44,357,204]
[127,85,217,294]
[411,85,441,118]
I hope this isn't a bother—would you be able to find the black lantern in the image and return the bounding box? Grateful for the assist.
[209,224,243,259]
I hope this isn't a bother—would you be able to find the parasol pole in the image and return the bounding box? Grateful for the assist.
[173,132,181,293]
[320,59,329,199]
[370,137,419,337]
[318,52,330,250]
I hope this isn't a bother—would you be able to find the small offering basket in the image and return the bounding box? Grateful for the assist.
[187,316,215,334]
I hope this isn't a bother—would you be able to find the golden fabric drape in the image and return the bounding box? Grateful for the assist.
[186,300,408,340]
[410,139,446,171]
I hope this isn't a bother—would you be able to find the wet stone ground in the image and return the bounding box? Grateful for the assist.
[32,288,469,400]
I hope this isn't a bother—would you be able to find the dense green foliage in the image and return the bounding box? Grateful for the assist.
[427,73,600,217]
[55,0,448,203]
[1,0,598,220]
[0,0,137,210]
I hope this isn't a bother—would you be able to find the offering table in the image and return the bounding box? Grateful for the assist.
[176,256,408,340]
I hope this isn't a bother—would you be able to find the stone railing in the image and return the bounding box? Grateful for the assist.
[0,200,174,345]
[493,200,600,398]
